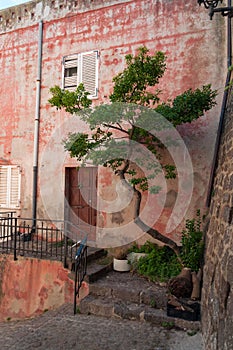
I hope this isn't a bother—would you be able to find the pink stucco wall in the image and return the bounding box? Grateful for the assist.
[0,255,88,321]
[0,0,227,245]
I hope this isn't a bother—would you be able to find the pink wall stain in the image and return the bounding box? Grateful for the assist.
[0,255,88,321]
[0,0,227,243]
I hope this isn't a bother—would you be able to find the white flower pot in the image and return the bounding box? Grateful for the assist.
[113,258,131,272]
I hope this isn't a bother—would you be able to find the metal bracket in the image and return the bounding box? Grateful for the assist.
[210,6,233,19]
[198,0,233,19]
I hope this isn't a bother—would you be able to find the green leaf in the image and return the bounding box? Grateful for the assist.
[49,83,92,114]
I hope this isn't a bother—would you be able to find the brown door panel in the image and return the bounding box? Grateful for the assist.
[65,167,98,241]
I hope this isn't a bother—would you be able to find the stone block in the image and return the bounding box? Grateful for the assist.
[113,302,142,321]
[140,289,167,309]
[112,287,140,304]
[89,283,112,297]
[80,295,114,317]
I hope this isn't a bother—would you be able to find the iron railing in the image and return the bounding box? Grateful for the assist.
[0,213,88,314]
[0,215,87,268]
[73,237,87,315]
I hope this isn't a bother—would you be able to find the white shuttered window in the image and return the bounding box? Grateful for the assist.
[63,50,99,98]
[0,166,21,209]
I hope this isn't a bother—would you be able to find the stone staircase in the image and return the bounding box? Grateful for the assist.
[84,247,113,282]
[67,246,113,282]
[79,268,201,331]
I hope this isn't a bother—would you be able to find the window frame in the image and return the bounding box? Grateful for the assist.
[62,50,99,99]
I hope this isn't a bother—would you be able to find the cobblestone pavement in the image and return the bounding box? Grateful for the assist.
[0,304,203,350]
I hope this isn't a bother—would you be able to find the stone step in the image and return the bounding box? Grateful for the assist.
[89,281,166,308]
[79,295,201,331]
[80,295,114,317]
[85,259,113,283]
[88,271,167,308]
[66,247,107,271]
[68,249,112,282]
[86,247,107,263]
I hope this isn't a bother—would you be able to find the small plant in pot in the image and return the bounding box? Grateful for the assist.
[110,247,131,272]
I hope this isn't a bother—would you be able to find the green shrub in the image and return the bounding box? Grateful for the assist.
[129,211,204,281]
[135,244,181,282]
[180,210,204,272]
[128,241,155,254]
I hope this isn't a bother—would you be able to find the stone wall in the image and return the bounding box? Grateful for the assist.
[202,89,233,349]
[0,0,131,32]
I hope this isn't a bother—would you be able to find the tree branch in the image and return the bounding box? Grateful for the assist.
[135,216,182,257]
[103,123,129,134]
[132,184,181,257]
[115,156,182,258]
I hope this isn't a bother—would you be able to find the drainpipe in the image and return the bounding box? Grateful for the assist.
[32,20,43,231]
[206,2,232,206]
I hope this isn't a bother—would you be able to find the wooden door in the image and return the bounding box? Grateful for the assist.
[65,167,97,243]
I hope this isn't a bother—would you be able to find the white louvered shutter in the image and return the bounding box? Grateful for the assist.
[79,51,99,98]
[0,167,8,207]
[63,50,99,98]
[0,166,21,208]
[9,167,21,208]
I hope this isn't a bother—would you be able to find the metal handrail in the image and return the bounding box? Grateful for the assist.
[0,216,87,266]
[0,215,89,317]
[73,237,87,315]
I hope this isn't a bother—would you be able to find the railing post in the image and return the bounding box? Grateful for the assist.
[73,237,87,315]
[9,212,13,240]
[13,218,18,261]
[63,221,68,268]
[74,260,78,315]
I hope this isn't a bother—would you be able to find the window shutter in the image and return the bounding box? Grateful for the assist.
[62,50,99,98]
[9,167,21,208]
[0,166,21,209]
[63,54,78,90]
[0,167,8,207]
[79,51,99,98]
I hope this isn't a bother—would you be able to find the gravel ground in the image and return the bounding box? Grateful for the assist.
[0,304,203,350]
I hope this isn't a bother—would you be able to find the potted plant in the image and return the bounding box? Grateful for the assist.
[109,247,131,272]
[113,254,131,272]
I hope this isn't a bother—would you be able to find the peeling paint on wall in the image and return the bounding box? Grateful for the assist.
[0,255,88,321]
[0,0,227,244]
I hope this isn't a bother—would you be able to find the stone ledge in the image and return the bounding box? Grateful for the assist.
[88,273,167,308]
[80,295,201,331]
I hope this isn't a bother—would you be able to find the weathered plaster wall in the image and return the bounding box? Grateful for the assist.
[0,255,88,321]
[0,0,227,245]
[202,89,233,350]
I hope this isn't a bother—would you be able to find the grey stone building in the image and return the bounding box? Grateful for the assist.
[202,87,233,348]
